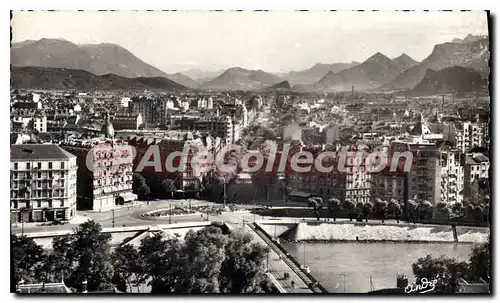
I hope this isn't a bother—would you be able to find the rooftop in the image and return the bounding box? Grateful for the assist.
[11,144,76,161]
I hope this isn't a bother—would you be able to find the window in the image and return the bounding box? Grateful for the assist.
[26,163,30,169]
[14,163,18,170]
[37,201,41,208]
[61,162,65,169]
[60,200,64,207]
[48,162,52,169]
[14,172,18,179]
[48,200,52,208]
[38,162,41,169]
[49,172,53,179]
[38,172,41,178]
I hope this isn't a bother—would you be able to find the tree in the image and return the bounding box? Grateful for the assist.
[67,220,114,292]
[374,198,388,223]
[418,200,433,221]
[469,178,484,205]
[219,230,272,293]
[180,227,228,293]
[473,204,485,225]
[482,205,489,225]
[138,225,276,294]
[327,198,341,222]
[412,254,468,293]
[451,202,463,216]
[160,179,176,199]
[389,200,402,223]
[133,173,151,201]
[468,242,490,283]
[308,197,322,221]
[436,202,450,222]
[407,200,418,223]
[41,235,74,283]
[111,244,143,292]
[464,200,475,222]
[11,234,46,284]
[342,199,356,221]
[362,202,373,222]
[139,233,184,293]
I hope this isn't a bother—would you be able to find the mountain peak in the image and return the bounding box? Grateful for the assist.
[395,53,412,60]
[366,52,391,63]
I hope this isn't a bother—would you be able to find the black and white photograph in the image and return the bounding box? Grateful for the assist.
[9,9,492,294]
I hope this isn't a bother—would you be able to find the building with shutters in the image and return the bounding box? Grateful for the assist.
[10,144,77,223]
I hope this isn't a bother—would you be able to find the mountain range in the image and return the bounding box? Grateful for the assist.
[314,52,410,91]
[280,62,360,85]
[10,34,490,93]
[11,66,186,91]
[381,36,489,91]
[405,66,488,96]
[200,67,283,90]
[11,38,199,88]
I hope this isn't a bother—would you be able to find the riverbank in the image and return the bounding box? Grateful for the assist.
[281,222,489,243]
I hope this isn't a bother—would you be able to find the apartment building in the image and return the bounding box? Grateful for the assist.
[390,141,441,206]
[171,115,237,144]
[463,153,490,199]
[121,130,216,197]
[10,144,77,223]
[60,138,136,211]
[11,114,47,133]
[112,113,143,130]
[440,150,464,205]
[132,97,169,127]
[454,121,489,153]
[370,162,405,205]
[286,148,372,204]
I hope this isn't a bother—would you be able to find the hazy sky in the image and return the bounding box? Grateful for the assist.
[12,11,489,73]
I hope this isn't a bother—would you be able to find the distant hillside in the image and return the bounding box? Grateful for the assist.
[181,68,225,82]
[392,53,419,73]
[314,52,401,91]
[11,66,187,91]
[201,67,282,90]
[265,80,291,90]
[282,62,359,85]
[11,38,200,87]
[405,66,488,96]
[166,73,199,88]
[382,36,490,91]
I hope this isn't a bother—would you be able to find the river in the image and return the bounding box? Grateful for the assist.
[281,242,476,293]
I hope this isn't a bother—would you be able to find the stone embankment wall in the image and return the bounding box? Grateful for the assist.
[282,222,489,243]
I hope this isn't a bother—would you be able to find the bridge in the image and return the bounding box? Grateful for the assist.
[247,222,328,293]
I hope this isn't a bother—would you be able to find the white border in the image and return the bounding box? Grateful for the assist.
[2,1,499,303]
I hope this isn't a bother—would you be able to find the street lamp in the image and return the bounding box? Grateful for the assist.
[111,208,115,228]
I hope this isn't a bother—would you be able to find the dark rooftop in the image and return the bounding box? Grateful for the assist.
[11,144,76,161]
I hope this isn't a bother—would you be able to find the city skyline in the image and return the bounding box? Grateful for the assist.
[12,11,489,74]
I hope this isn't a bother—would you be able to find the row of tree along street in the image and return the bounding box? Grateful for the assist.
[301,196,489,226]
[12,221,277,293]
